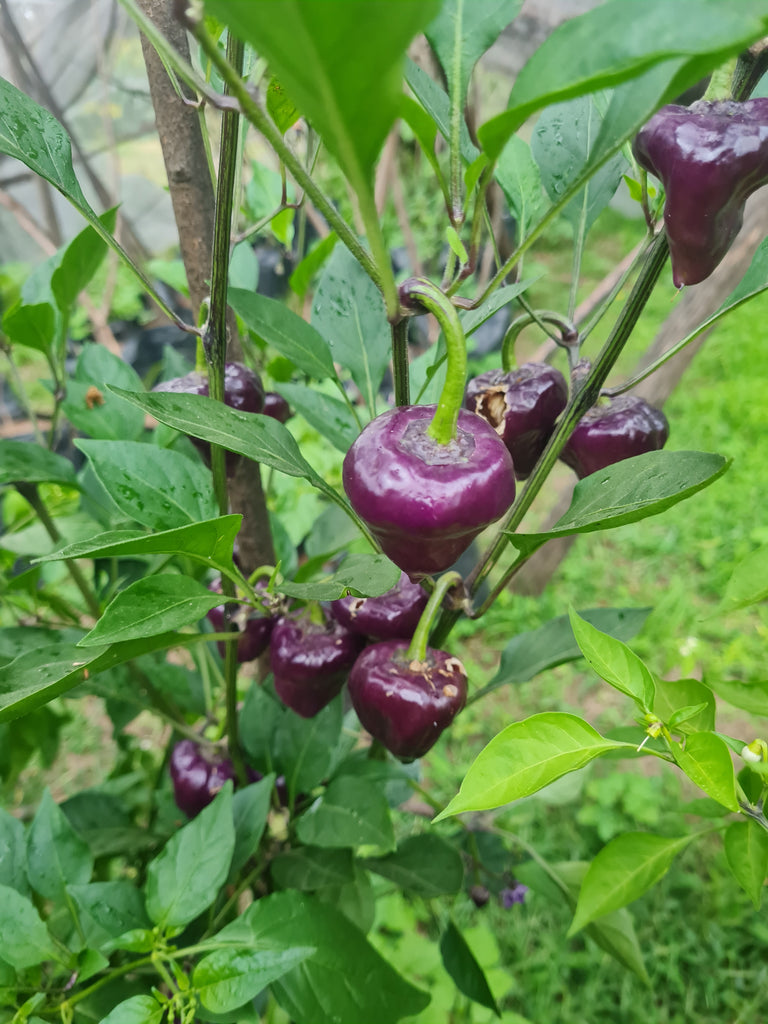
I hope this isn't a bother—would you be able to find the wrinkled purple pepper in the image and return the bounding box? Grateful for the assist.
[206,578,275,663]
[348,639,468,760]
[330,571,428,641]
[170,739,236,818]
[270,614,364,718]
[633,99,768,287]
[262,391,292,423]
[154,361,265,473]
[343,405,515,579]
[465,363,568,479]
[560,395,669,479]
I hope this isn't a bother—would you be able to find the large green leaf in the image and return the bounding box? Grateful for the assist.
[194,945,315,1015]
[275,383,360,454]
[228,288,336,380]
[312,246,391,415]
[296,776,395,852]
[569,609,655,708]
[0,808,28,895]
[207,0,438,186]
[0,440,77,488]
[672,733,740,811]
[436,713,637,819]
[27,789,93,903]
[0,884,58,969]
[230,777,275,879]
[404,58,478,164]
[472,606,650,703]
[495,135,546,240]
[724,820,768,908]
[64,346,146,442]
[569,832,695,934]
[478,1,768,158]
[364,834,464,898]
[708,677,768,718]
[439,920,500,1016]
[271,847,355,892]
[653,677,715,734]
[98,995,164,1024]
[51,208,118,312]
[68,881,152,948]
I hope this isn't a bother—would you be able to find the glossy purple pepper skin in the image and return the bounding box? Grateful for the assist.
[262,391,292,424]
[330,571,428,641]
[270,615,364,718]
[348,640,467,760]
[154,362,265,473]
[206,579,275,663]
[343,405,515,579]
[170,740,236,818]
[633,99,768,287]
[560,395,670,479]
[465,363,568,479]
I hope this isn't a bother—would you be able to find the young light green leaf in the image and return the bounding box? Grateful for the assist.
[569,608,655,708]
[436,713,636,819]
[724,819,768,908]
[51,208,117,312]
[569,832,695,934]
[278,553,400,602]
[0,440,77,488]
[720,543,768,613]
[653,677,715,733]
[296,776,395,852]
[364,834,464,898]
[271,847,355,892]
[673,733,740,811]
[145,783,234,929]
[274,383,359,454]
[266,75,301,132]
[76,439,215,530]
[439,919,500,1016]
[27,789,93,903]
[312,246,390,415]
[78,575,226,647]
[473,606,650,702]
[98,995,164,1024]
[228,287,336,380]
[0,884,58,969]
[1,301,56,355]
[194,944,315,1014]
[495,135,546,240]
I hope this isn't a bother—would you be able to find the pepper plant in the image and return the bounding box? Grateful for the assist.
[2,1,768,1021]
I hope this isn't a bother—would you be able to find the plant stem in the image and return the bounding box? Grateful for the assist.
[406,572,463,661]
[399,278,467,444]
[391,317,410,406]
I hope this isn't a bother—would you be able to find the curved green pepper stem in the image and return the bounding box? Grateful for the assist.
[501,310,579,373]
[406,571,463,662]
[399,278,467,445]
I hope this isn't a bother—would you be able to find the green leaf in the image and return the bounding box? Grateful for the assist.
[426,0,521,111]
[0,808,28,895]
[461,280,539,338]
[0,440,78,489]
[289,232,338,299]
[316,862,376,934]
[76,439,215,530]
[364,834,464,898]
[145,783,234,929]
[219,892,430,1024]
[400,94,444,184]
[724,820,768,908]
[0,884,57,969]
[278,553,400,602]
[296,776,395,851]
[569,608,655,708]
[207,0,439,185]
[271,847,355,891]
[51,208,117,311]
[440,920,500,1016]
[27,789,93,903]
[274,383,359,454]
[229,288,336,380]
[496,135,545,239]
[64,345,146,442]
[312,246,390,415]
[2,300,56,355]
[404,58,478,164]
[266,75,301,132]
[98,995,164,1024]
[569,832,695,934]
[672,733,740,812]
[68,881,151,948]
[653,677,715,734]
[436,713,636,819]
[194,944,315,1014]
[230,776,275,878]
[473,606,650,703]
[78,575,225,647]
[709,678,768,717]
[35,515,241,575]
[478,1,768,158]
[532,95,627,233]
[510,451,729,553]
[720,543,768,613]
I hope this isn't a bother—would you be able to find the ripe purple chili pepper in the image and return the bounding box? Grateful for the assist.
[560,394,669,479]
[206,578,275,663]
[170,739,236,818]
[262,391,292,423]
[633,98,768,286]
[330,571,428,641]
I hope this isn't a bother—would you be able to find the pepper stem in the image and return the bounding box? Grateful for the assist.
[406,571,463,662]
[399,278,467,445]
[500,310,579,373]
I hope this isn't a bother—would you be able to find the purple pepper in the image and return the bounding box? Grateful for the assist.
[262,391,292,424]
[170,739,236,818]
[633,99,768,287]
[465,363,568,479]
[342,405,515,579]
[348,639,467,760]
[560,394,669,479]
[206,578,276,663]
[330,571,428,641]
[154,361,265,473]
[270,613,364,718]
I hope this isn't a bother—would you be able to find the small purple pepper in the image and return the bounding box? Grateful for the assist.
[348,639,467,760]
[170,739,236,818]
[633,99,768,286]
[270,613,364,718]
[330,571,428,641]
[560,395,669,479]
[465,363,568,479]
[154,362,265,473]
[206,578,275,663]
[262,391,292,423]
[343,405,515,579]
